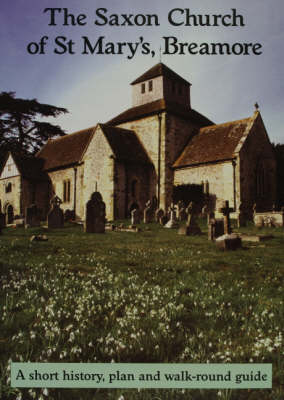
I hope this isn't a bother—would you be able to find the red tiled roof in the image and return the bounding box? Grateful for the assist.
[99,124,152,165]
[37,127,95,170]
[131,63,191,85]
[173,117,252,168]
[107,99,212,127]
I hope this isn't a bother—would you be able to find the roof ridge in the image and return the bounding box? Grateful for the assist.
[49,125,97,142]
[200,116,252,132]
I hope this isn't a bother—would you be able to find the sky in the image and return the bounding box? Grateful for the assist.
[1,0,284,143]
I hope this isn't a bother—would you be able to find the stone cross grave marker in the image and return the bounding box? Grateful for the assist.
[25,204,41,228]
[47,195,64,229]
[220,200,234,234]
[85,192,106,233]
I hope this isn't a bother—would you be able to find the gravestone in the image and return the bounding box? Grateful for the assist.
[220,200,234,234]
[25,204,41,228]
[208,219,224,241]
[143,200,154,223]
[84,192,106,233]
[131,208,140,225]
[155,208,164,223]
[178,202,201,235]
[177,200,187,221]
[208,211,215,226]
[216,233,242,251]
[47,196,64,229]
[160,215,168,226]
[237,202,247,228]
[216,200,242,250]
[164,203,179,228]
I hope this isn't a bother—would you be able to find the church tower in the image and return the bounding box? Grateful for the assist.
[131,63,192,108]
[108,62,212,213]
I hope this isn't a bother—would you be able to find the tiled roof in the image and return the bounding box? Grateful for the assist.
[131,63,190,85]
[99,124,152,165]
[107,99,212,127]
[37,127,95,170]
[173,117,253,168]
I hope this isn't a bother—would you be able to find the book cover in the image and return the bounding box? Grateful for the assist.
[0,1,283,399]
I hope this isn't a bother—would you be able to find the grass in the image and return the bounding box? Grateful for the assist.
[0,219,283,400]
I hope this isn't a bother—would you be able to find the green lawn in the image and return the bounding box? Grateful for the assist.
[0,220,283,400]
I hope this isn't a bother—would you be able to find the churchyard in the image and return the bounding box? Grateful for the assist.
[0,206,283,400]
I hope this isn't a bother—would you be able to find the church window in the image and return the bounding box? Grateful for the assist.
[5,182,12,193]
[148,80,153,91]
[141,83,145,94]
[63,180,71,202]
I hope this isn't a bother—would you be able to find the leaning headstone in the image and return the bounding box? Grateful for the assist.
[47,196,64,229]
[25,204,40,228]
[131,208,140,225]
[84,192,106,233]
[164,203,179,228]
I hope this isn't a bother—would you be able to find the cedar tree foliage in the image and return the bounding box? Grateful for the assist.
[0,91,68,155]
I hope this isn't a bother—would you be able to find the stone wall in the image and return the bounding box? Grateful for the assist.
[239,113,276,211]
[117,115,160,204]
[47,167,76,215]
[0,175,22,220]
[83,126,115,220]
[174,160,236,213]
[118,112,198,212]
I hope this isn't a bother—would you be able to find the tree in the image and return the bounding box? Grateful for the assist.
[0,91,68,155]
[272,143,284,207]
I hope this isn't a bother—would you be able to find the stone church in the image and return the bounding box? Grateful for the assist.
[0,63,276,223]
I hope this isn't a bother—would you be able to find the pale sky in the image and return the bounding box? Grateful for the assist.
[1,0,283,143]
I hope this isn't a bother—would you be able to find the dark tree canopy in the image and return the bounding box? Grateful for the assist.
[272,142,284,207]
[0,91,68,155]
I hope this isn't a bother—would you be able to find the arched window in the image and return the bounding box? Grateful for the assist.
[5,182,12,193]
